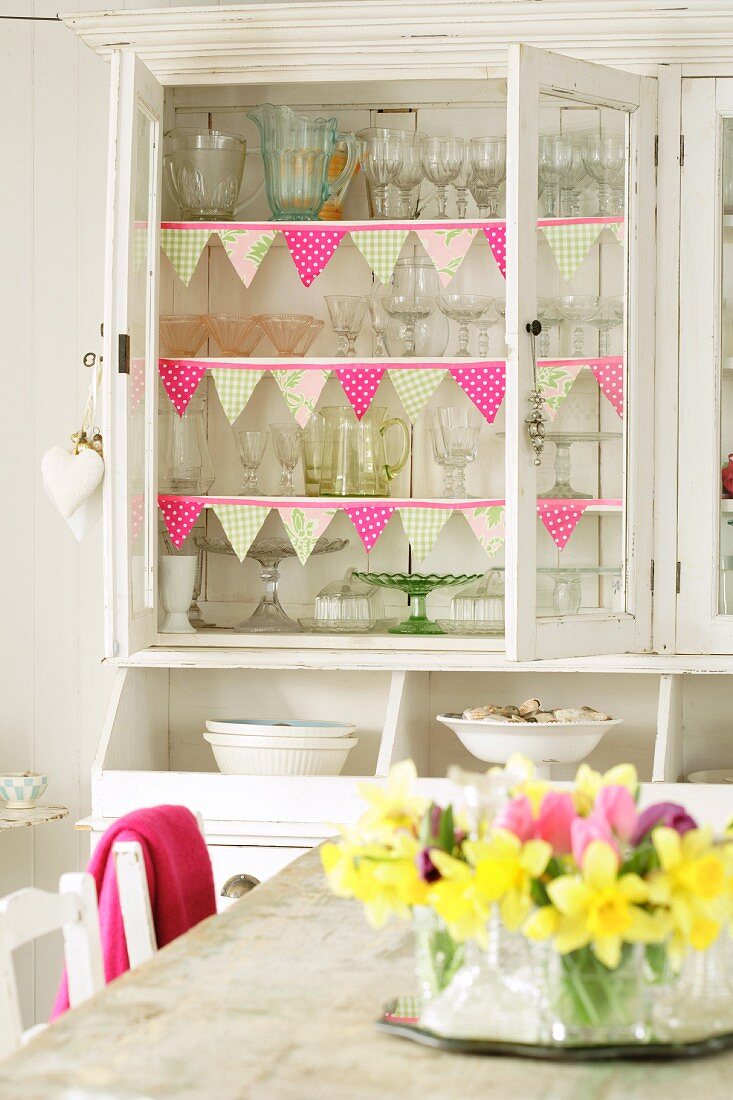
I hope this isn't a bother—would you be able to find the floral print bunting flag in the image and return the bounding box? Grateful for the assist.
[272,369,330,427]
[216,229,277,288]
[414,227,478,286]
[278,506,336,564]
[463,505,506,558]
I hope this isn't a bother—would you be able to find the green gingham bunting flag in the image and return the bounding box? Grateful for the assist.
[388,368,447,421]
[540,222,606,282]
[278,506,336,565]
[464,505,506,558]
[212,504,270,562]
[210,368,264,424]
[398,507,452,561]
[349,229,409,287]
[160,228,212,286]
[610,220,625,244]
[132,223,149,275]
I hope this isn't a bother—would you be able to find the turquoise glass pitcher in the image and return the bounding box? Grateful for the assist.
[248,104,358,221]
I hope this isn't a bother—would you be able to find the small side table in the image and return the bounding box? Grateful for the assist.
[0,804,69,831]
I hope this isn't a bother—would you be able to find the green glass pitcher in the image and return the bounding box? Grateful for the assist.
[247,104,358,221]
[318,406,410,497]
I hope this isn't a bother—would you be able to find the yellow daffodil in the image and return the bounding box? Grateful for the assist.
[464,830,553,931]
[524,840,667,969]
[574,763,638,816]
[647,826,728,964]
[321,831,428,927]
[356,759,428,840]
[426,852,491,944]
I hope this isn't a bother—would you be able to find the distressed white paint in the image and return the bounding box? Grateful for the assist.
[112,842,157,968]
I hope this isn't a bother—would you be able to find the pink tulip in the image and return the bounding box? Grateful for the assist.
[535,791,575,855]
[593,785,638,843]
[571,815,619,866]
[495,795,534,843]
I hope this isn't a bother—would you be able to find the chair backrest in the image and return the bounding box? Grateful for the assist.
[113,810,206,971]
[0,872,104,1058]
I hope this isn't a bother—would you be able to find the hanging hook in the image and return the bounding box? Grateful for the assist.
[525,320,546,466]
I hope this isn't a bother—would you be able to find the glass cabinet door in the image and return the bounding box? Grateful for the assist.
[678,78,733,653]
[505,46,656,660]
[103,51,163,657]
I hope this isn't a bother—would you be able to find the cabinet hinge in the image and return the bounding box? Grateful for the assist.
[680,134,685,167]
[118,333,130,375]
[676,561,682,594]
[650,559,655,592]
[654,135,658,168]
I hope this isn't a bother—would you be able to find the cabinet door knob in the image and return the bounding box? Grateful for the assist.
[220,873,260,899]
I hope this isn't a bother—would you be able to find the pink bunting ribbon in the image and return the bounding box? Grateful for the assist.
[130,358,146,413]
[536,500,590,551]
[282,227,348,287]
[158,360,208,417]
[130,494,145,544]
[158,495,206,548]
[590,358,624,417]
[335,366,386,419]
[449,363,506,423]
[483,224,506,278]
[344,505,395,552]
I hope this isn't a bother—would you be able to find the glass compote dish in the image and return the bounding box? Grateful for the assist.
[159,315,208,357]
[582,134,626,216]
[204,314,264,357]
[539,430,621,499]
[469,137,506,216]
[325,295,367,357]
[357,127,405,219]
[259,314,322,357]
[557,295,600,355]
[438,293,493,357]
[588,295,624,356]
[420,136,465,219]
[351,572,483,634]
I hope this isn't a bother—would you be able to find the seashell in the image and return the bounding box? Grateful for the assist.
[496,706,520,717]
[519,698,541,718]
[462,705,499,720]
[534,712,557,723]
[553,706,610,723]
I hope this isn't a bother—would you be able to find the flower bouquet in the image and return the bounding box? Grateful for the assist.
[322,756,733,1046]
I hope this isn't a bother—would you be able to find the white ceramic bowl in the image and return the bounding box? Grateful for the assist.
[687,769,733,784]
[436,715,622,773]
[205,719,356,739]
[0,772,49,809]
[203,731,358,775]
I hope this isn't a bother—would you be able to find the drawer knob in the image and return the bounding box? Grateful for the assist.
[221,873,260,899]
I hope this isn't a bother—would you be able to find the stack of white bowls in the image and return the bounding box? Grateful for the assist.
[204,719,358,776]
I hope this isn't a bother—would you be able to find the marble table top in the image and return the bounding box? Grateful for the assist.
[0,848,731,1099]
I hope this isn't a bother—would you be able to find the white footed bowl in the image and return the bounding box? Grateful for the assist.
[205,718,356,739]
[203,731,358,775]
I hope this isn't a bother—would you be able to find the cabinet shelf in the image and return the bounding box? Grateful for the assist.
[161,216,623,233]
[159,495,622,512]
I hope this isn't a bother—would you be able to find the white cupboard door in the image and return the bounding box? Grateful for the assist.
[505,45,656,661]
[103,51,163,658]
[677,79,733,653]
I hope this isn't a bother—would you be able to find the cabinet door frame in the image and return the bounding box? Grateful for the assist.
[505,44,657,661]
[103,50,163,658]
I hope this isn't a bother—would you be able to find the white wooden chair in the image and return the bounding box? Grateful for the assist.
[113,810,206,970]
[0,872,104,1058]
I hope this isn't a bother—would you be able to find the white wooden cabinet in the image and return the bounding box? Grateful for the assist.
[63,2,733,861]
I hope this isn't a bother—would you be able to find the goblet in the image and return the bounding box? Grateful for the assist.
[432,406,482,498]
[474,299,504,358]
[357,127,404,219]
[557,295,600,355]
[325,295,367,357]
[582,134,626,216]
[420,136,465,219]
[438,293,493,357]
[365,288,390,356]
[538,134,573,218]
[559,139,590,217]
[537,297,564,357]
[384,294,436,358]
[469,137,507,216]
[589,296,624,356]
[235,429,268,494]
[394,140,425,219]
[468,175,492,218]
[272,423,304,496]
[429,424,455,496]
[451,141,471,219]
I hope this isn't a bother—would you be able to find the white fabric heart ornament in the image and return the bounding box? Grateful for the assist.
[41,445,104,520]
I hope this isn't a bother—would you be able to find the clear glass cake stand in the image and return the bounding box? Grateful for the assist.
[539,431,622,499]
[194,535,348,632]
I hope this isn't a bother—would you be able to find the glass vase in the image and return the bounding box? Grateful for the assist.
[651,935,733,1041]
[412,907,465,1003]
[543,944,649,1045]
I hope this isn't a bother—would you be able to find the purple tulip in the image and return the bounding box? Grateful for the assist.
[631,802,697,845]
[416,848,441,883]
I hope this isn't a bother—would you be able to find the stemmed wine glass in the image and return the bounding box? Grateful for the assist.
[394,137,425,218]
[438,293,494,357]
[537,297,564,357]
[539,134,573,218]
[582,134,626,216]
[235,429,268,494]
[420,136,465,219]
[559,139,589,217]
[557,295,600,355]
[365,288,390,356]
[431,407,482,498]
[357,127,404,219]
[385,293,436,357]
[325,295,367,356]
[272,424,304,496]
[589,296,624,356]
[451,140,471,219]
[469,137,507,216]
[474,300,504,358]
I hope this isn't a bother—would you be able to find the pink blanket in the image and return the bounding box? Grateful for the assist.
[52,805,216,1018]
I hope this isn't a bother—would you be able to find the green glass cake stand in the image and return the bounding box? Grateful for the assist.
[351,572,484,635]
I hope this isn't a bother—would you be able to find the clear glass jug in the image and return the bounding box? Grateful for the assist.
[247,104,358,221]
[163,129,259,221]
[318,406,410,497]
[159,388,215,495]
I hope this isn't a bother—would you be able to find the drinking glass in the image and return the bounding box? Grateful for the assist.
[432,407,482,498]
[538,134,574,218]
[385,294,436,357]
[325,295,367,356]
[366,288,390,356]
[469,137,507,216]
[582,134,626,216]
[272,423,304,496]
[302,413,325,497]
[394,140,425,219]
[589,296,624,356]
[438,293,493,357]
[557,294,600,355]
[559,139,590,217]
[537,297,564,357]
[429,424,455,496]
[452,142,471,219]
[235,429,268,494]
[420,136,465,219]
[468,174,492,218]
[357,127,404,219]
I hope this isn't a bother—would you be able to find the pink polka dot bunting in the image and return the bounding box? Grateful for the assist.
[158,360,208,417]
[483,224,507,279]
[130,494,145,545]
[335,366,386,420]
[449,364,506,424]
[130,358,146,413]
[344,505,395,553]
[282,228,347,287]
[590,360,624,418]
[158,495,205,548]
[536,500,590,551]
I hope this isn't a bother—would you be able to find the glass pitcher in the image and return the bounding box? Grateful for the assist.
[163,129,259,221]
[318,406,410,497]
[247,104,358,221]
[159,388,215,495]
